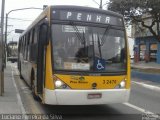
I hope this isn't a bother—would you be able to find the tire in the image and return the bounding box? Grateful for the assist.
[31,71,41,102]
[32,84,40,101]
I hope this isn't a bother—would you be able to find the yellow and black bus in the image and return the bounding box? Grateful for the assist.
[18,6,130,105]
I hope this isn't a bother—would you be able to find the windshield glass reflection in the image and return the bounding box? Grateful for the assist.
[52,24,126,72]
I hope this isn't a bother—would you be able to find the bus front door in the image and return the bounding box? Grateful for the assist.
[37,24,48,94]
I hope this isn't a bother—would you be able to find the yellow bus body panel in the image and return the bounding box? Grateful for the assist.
[126,31,131,89]
[45,42,54,90]
[54,74,127,89]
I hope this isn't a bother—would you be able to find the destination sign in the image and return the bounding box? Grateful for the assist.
[51,10,123,26]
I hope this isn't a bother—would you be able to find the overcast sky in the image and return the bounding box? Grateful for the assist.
[2,0,109,42]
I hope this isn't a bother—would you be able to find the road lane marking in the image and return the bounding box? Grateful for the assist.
[11,64,28,120]
[132,81,160,91]
[123,103,154,114]
[123,103,159,119]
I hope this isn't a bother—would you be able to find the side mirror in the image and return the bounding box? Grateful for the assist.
[39,24,48,45]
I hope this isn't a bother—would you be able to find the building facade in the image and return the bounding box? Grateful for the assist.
[132,15,160,64]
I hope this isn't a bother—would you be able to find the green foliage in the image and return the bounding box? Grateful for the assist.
[108,0,160,40]
[108,0,160,20]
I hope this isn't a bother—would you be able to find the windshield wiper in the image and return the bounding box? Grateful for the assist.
[69,22,85,45]
[100,25,111,46]
[97,34,102,59]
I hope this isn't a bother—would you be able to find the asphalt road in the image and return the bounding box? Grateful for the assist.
[10,63,160,120]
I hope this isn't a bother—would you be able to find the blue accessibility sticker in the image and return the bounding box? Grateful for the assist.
[94,58,105,71]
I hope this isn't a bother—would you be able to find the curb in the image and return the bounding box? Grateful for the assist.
[131,66,160,70]
[131,70,160,83]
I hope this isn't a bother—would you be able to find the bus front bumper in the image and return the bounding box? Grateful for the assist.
[44,88,130,105]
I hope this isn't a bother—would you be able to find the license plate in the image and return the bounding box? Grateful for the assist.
[87,93,102,99]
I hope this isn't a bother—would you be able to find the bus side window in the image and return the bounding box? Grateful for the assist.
[31,29,34,43]
[34,28,38,44]
[30,29,34,62]
[30,28,38,62]
[22,37,25,55]
[29,30,33,61]
[23,36,26,58]
[20,38,22,53]
[24,34,29,60]
[34,28,38,62]
[18,39,21,53]
[27,32,30,60]
[27,31,33,61]
[24,36,26,59]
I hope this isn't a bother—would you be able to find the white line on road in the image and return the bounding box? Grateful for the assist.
[132,81,160,91]
[123,103,159,119]
[123,103,153,114]
[11,64,27,120]
[124,81,160,119]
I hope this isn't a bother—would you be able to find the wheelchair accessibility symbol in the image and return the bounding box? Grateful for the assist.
[97,60,104,70]
[94,59,105,70]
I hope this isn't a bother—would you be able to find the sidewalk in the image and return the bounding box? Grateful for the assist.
[131,61,160,71]
[131,61,160,83]
[0,64,22,114]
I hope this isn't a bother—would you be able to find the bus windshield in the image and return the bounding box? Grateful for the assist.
[52,24,126,73]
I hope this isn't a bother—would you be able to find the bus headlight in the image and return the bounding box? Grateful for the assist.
[55,80,63,88]
[54,79,70,89]
[115,80,126,89]
[53,75,71,89]
[119,80,125,88]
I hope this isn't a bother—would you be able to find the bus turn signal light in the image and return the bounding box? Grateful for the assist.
[115,79,126,89]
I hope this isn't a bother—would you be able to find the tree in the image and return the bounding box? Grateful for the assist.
[108,0,160,41]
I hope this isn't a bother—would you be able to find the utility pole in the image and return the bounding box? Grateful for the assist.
[93,0,109,9]
[100,0,102,9]
[0,0,5,96]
